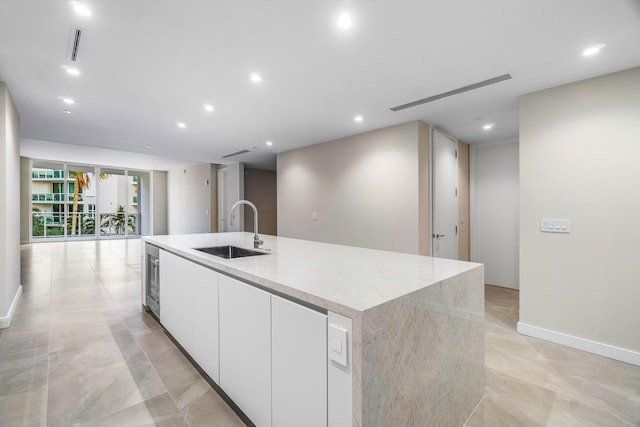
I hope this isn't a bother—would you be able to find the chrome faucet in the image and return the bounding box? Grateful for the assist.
[230,199,263,249]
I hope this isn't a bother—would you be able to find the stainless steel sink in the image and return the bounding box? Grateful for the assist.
[194,245,270,259]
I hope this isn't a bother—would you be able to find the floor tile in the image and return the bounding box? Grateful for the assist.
[0,330,49,362]
[147,346,203,396]
[47,357,167,426]
[0,388,47,427]
[87,393,188,427]
[0,355,48,399]
[183,387,245,427]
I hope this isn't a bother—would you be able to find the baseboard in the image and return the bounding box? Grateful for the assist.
[517,322,640,367]
[0,285,22,329]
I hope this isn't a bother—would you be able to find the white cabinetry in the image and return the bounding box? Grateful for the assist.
[219,275,272,427]
[272,296,327,427]
[159,250,194,353]
[159,250,220,383]
[159,249,341,427]
[191,262,220,383]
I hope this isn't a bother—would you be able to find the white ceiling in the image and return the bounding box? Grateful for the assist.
[1,0,639,171]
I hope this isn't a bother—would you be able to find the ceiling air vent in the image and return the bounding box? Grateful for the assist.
[67,26,83,62]
[222,149,250,159]
[390,74,512,111]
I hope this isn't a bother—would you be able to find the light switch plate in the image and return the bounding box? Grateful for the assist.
[540,218,571,233]
[328,324,348,367]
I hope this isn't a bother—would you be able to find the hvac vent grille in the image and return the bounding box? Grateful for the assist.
[222,149,250,159]
[67,26,83,62]
[390,74,512,111]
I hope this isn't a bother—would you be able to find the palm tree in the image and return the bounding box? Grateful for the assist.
[69,172,109,235]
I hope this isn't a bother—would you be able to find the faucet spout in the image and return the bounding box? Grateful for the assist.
[230,199,263,249]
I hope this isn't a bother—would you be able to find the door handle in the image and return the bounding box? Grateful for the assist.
[434,234,445,239]
[153,258,160,284]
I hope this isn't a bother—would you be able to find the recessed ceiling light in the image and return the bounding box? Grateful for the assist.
[72,3,92,16]
[203,104,214,112]
[62,110,72,114]
[583,44,605,56]
[483,123,495,130]
[338,13,352,29]
[62,98,75,105]
[144,144,153,149]
[354,115,363,122]
[73,5,91,17]
[176,122,186,128]
[250,73,262,83]
[266,141,273,146]
[65,67,80,76]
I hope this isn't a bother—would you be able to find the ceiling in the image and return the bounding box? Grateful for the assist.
[1,0,639,171]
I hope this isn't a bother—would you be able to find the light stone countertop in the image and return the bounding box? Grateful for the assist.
[143,232,482,317]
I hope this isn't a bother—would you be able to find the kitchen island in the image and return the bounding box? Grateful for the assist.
[142,232,484,427]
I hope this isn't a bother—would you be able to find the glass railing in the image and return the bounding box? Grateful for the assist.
[32,170,65,179]
[67,212,97,237]
[32,211,140,239]
[100,212,140,236]
[32,212,66,238]
[31,193,83,202]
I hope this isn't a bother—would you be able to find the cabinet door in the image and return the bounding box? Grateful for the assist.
[219,275,271,427]
[192,264,220,384]
[272,296,327,427]
[159,250,193,353]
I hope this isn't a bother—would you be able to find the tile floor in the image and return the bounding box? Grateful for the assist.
[1,239,639,426]
[466,286,640,427]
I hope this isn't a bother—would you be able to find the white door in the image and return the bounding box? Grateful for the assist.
[432,129,459,259]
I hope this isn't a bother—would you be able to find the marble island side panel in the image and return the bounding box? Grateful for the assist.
[360,265,485,427]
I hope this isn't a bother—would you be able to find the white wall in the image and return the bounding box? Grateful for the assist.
[471,140,519,288]
[150,171,168,235]
[0,82,21,328]
[519,67,640,364]
[278,121,430,254]
[167,164,215,234]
